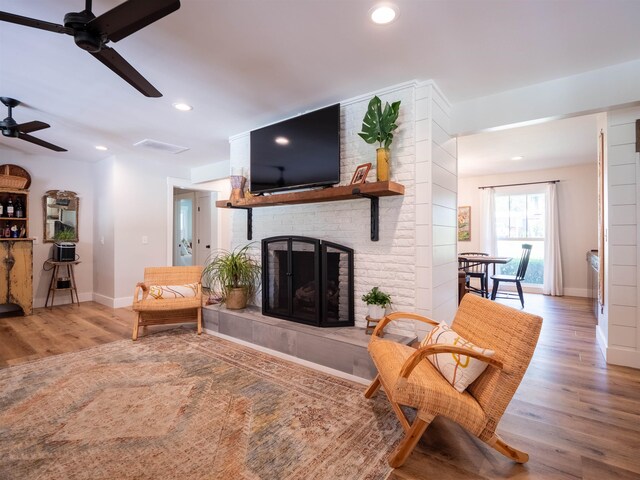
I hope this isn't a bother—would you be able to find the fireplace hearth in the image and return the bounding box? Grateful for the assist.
[262,236,354,327]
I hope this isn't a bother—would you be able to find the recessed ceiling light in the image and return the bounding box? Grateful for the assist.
[275,136,290,145]
[172,102,193,111]
[511,156,524,161]
[369,4,398,24]
[95,145,108,151]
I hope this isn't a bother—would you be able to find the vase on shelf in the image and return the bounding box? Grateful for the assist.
[376,148,390,182]
[229,175,246,203]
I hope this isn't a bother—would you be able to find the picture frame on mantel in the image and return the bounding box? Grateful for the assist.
[350,163,371,185]
[458,206,471,241]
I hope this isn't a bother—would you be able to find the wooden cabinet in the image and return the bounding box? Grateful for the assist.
[0,188,29,239]
[0,188,33,315]
[0,240,33,315]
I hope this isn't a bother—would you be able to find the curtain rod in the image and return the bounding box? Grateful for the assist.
[478,180,559,190]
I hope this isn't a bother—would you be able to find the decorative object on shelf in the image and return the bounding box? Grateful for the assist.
[0,164,30,189]
[229,167,247,203]
[458,206,471,241]
[202,243,261,310]
[350,163,372,185]
[357,96,401,182]
[43,190,78,243]
[362,286,392,320]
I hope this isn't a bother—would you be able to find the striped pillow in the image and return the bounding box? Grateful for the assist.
[420,321,495,393]
[148,283,198,300]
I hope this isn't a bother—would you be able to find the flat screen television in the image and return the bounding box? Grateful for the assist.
[250,104,340,194]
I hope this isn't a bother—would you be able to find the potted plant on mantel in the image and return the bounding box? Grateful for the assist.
[201,244,261,310]
[357,96,401,182]
[362,286,392,320]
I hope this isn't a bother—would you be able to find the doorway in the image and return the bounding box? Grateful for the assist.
[172,188,217,266]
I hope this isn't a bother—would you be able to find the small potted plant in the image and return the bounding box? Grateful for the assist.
[362,286,392,320]
[357,96,401,182]
[201,244,261,309]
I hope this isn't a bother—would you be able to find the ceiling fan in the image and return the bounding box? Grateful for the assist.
[0,97,67,152]
[0,0,181,97]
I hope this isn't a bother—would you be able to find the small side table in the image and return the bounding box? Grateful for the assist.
[365,315,383,335]
[44,259,81,308]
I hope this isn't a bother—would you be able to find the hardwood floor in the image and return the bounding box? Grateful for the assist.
[1,296,639,479]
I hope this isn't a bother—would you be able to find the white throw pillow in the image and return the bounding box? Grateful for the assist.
[148,283,198,300]
[420,321,495,393]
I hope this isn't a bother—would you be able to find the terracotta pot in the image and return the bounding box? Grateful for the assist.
[225,287,248,309]
[376,148,390,182]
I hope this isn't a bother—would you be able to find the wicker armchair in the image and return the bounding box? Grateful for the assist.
[131,266,203,341]
[365,294,542,468]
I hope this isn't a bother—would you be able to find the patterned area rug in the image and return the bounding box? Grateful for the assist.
[0,331,402,479]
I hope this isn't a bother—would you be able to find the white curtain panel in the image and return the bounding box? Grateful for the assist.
[543,183,563,295]
[480,187,497,291]
[480,187,497,255]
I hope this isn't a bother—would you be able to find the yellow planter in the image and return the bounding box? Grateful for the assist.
[376,148,390,182]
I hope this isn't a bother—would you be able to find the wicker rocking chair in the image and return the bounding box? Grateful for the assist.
[365,294,542,468]
[131,266,203,341]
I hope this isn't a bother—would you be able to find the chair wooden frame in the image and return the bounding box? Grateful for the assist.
[459,251,489,297]
[364,295,542,468]
[131,266,203,341]
[490,244,532,308]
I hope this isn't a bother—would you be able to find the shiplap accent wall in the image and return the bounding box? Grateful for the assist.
[228,81,456,337]
[606,106,640,368]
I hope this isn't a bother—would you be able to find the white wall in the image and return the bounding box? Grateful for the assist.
[0,151,95,307]
[458,164,598,297]
[605,105,640,368]
[227,81,456,336]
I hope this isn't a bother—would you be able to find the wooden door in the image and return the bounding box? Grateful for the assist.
[0,241,33,315]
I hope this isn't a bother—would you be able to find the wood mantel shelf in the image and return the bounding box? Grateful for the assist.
[216,181,405,241]
[215,181,404,209]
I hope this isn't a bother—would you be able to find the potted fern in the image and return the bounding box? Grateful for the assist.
[362,286,392,320]
[357,96,401,181]
[201,244,261,309]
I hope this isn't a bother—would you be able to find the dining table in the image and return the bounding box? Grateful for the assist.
[458,254,512,298]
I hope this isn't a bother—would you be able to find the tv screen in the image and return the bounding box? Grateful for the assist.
[250,104,340,194]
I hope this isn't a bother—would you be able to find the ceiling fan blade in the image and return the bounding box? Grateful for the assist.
[18,132,67,152]
[91,46,161,97]
[0,11,73,34]
[88,0,180,43]
[16,121,50,134]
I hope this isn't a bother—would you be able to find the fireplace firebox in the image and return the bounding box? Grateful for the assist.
[262,236,354,327]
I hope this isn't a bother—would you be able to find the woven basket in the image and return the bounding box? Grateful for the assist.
[0,174,27,189]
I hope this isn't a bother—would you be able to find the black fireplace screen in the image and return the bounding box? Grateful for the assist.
[262,236,354,327]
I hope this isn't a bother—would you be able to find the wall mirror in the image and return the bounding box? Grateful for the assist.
[43,190,79,243]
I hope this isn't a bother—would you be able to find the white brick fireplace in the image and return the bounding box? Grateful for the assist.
[228,81,457,338]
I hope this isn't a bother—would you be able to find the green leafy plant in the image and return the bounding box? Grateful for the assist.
[361,286,392,307]
[54,229,76,242]
[357,96,401,149]
[201,244,261,303]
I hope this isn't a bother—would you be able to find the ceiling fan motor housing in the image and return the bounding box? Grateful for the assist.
[64,10,101,53]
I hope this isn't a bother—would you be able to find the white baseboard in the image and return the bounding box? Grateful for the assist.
[563,287,589,298]
[92,293,132,308]
[203,328,369,384]
[605,346,640,369]
[33,292,93,309]
[595,324,608,361]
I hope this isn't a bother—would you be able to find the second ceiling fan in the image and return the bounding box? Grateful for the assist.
[0,0,181,97]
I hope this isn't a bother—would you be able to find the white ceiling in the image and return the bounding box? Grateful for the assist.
[458,114,600,177]
[1,0,639,167]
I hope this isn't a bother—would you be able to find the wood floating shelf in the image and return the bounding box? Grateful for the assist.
[216,181,405,242]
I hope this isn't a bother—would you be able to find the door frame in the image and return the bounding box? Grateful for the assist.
[165,177,224,267]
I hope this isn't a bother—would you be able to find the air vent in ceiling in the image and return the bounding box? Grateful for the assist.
[133,139,190,154]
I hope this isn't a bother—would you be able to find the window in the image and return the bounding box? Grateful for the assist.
[495,193,544,284]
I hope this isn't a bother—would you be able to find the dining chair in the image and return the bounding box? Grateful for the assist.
[459,252,489,298]
[490,244,532,308]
